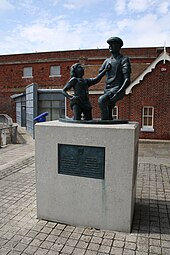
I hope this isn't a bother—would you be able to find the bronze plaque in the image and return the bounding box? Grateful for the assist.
[58,144,105,179]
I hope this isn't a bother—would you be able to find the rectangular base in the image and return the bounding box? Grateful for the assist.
[35,120,139,232]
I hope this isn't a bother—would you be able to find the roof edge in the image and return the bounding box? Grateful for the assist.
[126,51,170,94]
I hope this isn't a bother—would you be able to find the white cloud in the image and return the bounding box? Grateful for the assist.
[114,0,170,15]
[1,10,170,55]
[119,13,170,47]
[0,0,14,11]
[117,19,130,32]
[17,0,40,15]
[8,20,84,52]
[49,0,60,6]
[63,0,102,9]
[115,0,126,14]
[127,0,155,12]
[0,16,112,54]
[158,1,170,14]
[0,0,170,54]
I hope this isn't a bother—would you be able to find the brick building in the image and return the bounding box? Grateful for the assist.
[0,47,170,140]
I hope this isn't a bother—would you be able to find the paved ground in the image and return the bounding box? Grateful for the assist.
[0,135,170,255]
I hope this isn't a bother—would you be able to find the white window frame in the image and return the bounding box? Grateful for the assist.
[49,65,61,77]
[22,67,33,78]
[141,106,154,132]
[112,106,118,119]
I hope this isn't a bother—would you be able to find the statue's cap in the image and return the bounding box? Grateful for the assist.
[107,37,123,47]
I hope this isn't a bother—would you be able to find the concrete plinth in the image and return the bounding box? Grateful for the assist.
[35,120,139,232]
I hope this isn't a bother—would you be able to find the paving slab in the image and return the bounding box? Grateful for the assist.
[0,138,170,254]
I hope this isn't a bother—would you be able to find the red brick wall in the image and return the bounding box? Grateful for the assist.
[0,47,170,140]
[131,61,170,139]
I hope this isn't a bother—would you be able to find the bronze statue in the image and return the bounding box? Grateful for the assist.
[62,63,110,120]
[98,37,131,120]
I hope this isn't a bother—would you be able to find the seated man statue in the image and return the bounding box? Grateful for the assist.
[98,37,131,120]
[62,63,110,120]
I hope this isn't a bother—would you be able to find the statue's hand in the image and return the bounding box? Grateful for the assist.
[109,93,116,102]
[106,63,111,71]
[70,96,79,104]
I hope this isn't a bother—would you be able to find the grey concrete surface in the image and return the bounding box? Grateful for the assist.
[0,134,170,255]
[35,121,138,232]
[138,139,170,167]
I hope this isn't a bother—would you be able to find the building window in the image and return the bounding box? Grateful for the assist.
[50,65,61,77]
[112,106,118,119]
[23,67,33,78]
[141,106,154,132]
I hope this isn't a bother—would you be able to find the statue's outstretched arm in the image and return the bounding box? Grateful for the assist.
[88,63,111,87]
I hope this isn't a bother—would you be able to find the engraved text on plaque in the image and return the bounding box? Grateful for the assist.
[58,144,105,179]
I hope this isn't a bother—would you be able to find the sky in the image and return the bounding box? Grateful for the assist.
[0,0,170,55]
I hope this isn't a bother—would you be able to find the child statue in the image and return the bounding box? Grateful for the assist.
[62,63,110,120]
